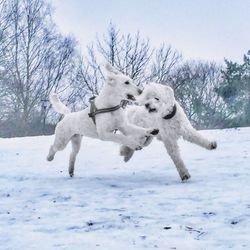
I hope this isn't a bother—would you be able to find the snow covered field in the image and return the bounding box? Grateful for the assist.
[0,127,249,250]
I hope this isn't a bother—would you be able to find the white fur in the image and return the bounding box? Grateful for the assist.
[120,83,217,181]
[49,94,71,115]
[47,64,158,177]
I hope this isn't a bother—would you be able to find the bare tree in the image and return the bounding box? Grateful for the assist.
[169,61,231,128]
[0,0,13,67]
[149,44,182,83]
[96,23,153,85]
[0,0,77,136]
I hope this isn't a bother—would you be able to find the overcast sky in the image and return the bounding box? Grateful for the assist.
[51,0,250,63]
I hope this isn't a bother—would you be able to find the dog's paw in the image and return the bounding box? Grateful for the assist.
[46,155,54,161]
[120,146,129,156]
[124,150,135,162]
[135,146,142,151]
[69,170,74,178]
[210,141,217,150]
[120,146,135,162]
[181,172,191,181]
[150,129,159,136]
[68,165,75,177]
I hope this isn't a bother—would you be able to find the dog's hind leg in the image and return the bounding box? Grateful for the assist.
[182,127,217,150]
[163,139,191,181]
[69,134,82,177]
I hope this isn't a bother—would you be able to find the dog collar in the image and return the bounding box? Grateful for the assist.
[88,96,128,125]
[163,103,177,120]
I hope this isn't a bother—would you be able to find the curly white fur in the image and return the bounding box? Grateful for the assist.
[47,64,158,177]
[120,83,217,181]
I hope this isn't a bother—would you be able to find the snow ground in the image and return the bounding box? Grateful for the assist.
[0,127,249,250]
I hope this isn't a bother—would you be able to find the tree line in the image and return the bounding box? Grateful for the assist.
[0,0,249,138]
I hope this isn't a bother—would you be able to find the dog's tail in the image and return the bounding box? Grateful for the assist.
[49,94,71,115]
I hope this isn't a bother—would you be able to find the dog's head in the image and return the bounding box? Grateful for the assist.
[104,63,142,101]
[137,83,176,119]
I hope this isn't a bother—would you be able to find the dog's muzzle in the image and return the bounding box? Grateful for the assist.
[145,103,157,113]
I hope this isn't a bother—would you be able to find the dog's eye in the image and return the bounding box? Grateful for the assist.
[124,81,130,85]
[155,97,160,101]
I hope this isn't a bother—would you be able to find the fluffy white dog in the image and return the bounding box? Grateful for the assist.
[47,64,158,177]
[120,83,217,181]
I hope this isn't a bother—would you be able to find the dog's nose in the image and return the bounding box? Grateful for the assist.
[138,89,143,95]
[145,103,150,108]
[150,129,159,135]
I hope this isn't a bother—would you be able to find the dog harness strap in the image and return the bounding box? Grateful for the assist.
[88,97,97,124]
[163,103,177,120]
[88,97,128,125]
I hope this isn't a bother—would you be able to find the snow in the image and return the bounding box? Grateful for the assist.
[0,127,250,250]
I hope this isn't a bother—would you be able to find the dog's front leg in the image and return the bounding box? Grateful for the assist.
[119,135,154,162]
[122,123,158,137]
[163,139,191,181]
[119,123,158,147]
[98,130,142,150]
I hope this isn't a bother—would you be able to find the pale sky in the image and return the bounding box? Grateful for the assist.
[51,0,250,63]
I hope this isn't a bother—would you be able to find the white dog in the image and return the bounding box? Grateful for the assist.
[47,64,158,177]
[120,83,217,181]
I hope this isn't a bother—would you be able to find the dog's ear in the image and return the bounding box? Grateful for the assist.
[104,63,120,86]
[106,73,117,86]
[163,85,174,97]
[104,63,119,86]
[161,85,176,118]
[105,63,119,75]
